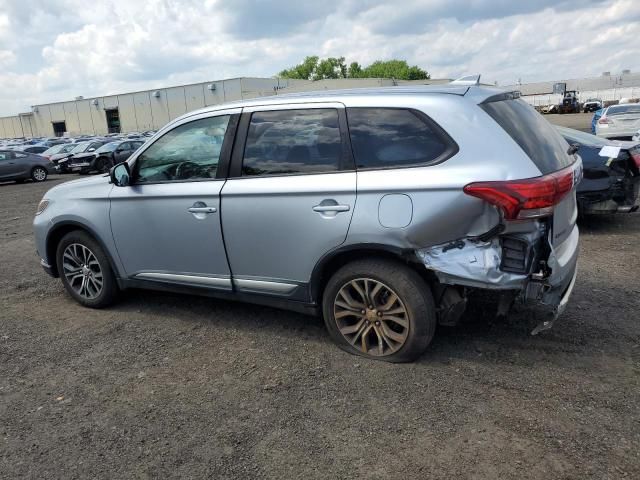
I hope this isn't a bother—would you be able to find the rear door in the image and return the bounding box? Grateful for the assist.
[221,103,356,297]
[0,151,16,179]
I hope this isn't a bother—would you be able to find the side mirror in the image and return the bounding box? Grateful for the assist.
[88,148,95,152]
[110,162,131,186]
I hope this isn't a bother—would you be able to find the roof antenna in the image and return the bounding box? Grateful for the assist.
[450,74,481,86]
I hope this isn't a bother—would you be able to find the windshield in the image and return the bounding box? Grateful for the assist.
[59,143,77,153]
[96,142,119,153]
[71,141,91,153]
[555,126,610,148]
[42,144,65,155]
[607,104,640,116]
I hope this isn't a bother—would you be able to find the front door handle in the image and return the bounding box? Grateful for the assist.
[312,204,350,213]
[188,206,217,213]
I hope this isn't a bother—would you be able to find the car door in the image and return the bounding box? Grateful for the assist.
[0,151,16,179]
[220,103,356,298]
[109,109,240,289]
[113,142,131,163]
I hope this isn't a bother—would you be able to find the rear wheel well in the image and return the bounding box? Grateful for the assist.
[311,247,437,304]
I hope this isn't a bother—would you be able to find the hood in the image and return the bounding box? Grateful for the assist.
[45,173,111,199]
[71,152,96,160]
[50,153,73,161]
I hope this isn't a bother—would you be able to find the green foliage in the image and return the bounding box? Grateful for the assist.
[278,57,429,81]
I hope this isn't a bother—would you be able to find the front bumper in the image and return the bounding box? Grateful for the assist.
[40,258,56,277]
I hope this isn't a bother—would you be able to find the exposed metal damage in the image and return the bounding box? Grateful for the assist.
[416,219,577,334]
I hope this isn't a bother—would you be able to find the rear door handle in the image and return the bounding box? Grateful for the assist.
[312,204,350,212]
[188,206,217,213]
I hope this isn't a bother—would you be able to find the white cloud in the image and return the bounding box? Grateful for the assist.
[0,0,638,115]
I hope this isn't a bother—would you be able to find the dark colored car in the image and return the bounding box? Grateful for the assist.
[68,140,145,174]
[556,126,640,215]
[53,139,109,173]
[0,150,52,183]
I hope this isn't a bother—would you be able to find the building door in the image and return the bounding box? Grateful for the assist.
[105,109,121,133]
[52,121,66,137]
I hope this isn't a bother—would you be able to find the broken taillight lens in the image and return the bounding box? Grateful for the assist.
[630,149,640,168]
[463,163,578,220]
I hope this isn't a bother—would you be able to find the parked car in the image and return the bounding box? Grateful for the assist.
[41,143,76,161]
[583,98,602,113]
[53,139,109,173]
[67,140,145,174]
[595,103,640,140]
[34,85,581,362]
[556,126,640,215]
[0,150,52,183]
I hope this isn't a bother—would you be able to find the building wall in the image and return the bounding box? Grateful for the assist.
[2,76,452,138]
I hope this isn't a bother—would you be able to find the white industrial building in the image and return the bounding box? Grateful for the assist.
[0,77,449,139]
[2,70,638,139]
[506,70,640,107]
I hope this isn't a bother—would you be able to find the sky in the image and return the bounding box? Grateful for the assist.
[0,0,638,116]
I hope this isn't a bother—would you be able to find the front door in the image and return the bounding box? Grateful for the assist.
[221,104,356,297]
[109,110,239,289]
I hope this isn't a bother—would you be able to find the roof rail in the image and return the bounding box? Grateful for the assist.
[450,74,481,86]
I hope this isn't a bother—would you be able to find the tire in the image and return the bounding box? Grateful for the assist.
[55,230,119,308]
[95,157,109,174]
[31,166,48,182]
[322,258,436,363]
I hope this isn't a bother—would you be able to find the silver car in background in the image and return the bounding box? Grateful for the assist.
[596,103,640,140]
[33,84,581,362]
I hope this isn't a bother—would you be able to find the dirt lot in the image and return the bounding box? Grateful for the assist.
[546,112,593,132]
[1,175,639,479]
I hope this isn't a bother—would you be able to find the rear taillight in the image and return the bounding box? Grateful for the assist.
[463,163,579,220]
[631,149,640,168]
[598,116,612,124]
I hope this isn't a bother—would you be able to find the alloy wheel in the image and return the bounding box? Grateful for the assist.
[333,278,409,356]
[62,243,104,299]
[32,168,47,181]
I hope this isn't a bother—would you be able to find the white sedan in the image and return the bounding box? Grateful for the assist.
[596,103,640,140]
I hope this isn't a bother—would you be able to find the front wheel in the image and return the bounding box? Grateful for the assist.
[31,167,47,182]
[56,230,119,308]
[322,259,436,362]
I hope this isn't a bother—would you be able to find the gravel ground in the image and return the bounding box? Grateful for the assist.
[1,174,639,479]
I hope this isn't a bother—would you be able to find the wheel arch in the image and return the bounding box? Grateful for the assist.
[309,243,436,304]
[46,221,119,279]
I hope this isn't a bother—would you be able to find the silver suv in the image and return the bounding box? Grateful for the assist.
[33,85,581,362]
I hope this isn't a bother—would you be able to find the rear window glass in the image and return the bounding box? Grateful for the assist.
[606,104,640,116]
[480,98,573,174]
[347,108,451,169]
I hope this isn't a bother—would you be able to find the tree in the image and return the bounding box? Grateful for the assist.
[278,57,429,81]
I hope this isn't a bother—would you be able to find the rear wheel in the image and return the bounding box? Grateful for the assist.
[56,230,119,308]
[31,167,47,182]
[322,259,436,362]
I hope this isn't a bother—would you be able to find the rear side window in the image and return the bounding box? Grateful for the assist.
[347,108,453,169]
[242,109,342,176]
[480,98,572,174]
[606,104,640,116]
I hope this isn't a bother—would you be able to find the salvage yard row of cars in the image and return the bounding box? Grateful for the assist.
[28,82,640,362]
[0,132,153,182]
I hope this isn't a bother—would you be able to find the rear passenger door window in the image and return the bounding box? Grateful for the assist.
[242,109,344,176]
[347,108,453,169]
